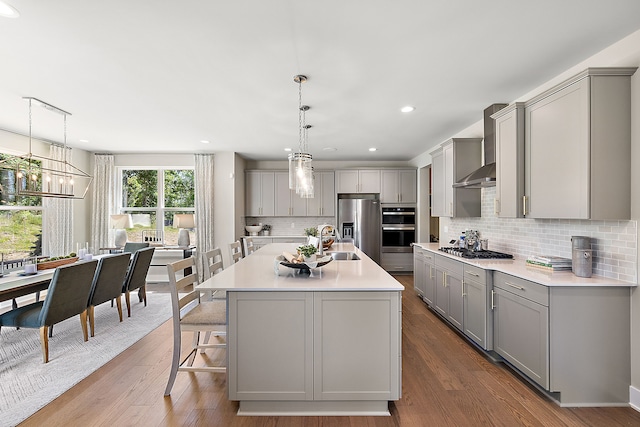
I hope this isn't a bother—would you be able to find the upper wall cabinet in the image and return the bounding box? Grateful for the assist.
[335,169,381,194]
[246,171,275,216]
[430,138,482,218]
[307,171,335,217]
[275,172,307,216]
[380,169,417,203]
[493,103,525,218]
[524,68,636,220]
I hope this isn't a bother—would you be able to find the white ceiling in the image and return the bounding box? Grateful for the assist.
[1,0,640,161]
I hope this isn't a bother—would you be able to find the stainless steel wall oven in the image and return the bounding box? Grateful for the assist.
[381,207,415,253]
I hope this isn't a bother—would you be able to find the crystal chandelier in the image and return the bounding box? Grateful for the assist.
[288,74,314,198]
[0,97,93,199]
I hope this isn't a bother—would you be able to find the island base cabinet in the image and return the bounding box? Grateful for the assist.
[227,291,401,414]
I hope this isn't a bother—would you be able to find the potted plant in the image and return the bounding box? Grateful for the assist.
[261,224,271,236]
[297,244,318,262]
[304,227,318,237]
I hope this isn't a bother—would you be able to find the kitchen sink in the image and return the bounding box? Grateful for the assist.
[328,252,360,261]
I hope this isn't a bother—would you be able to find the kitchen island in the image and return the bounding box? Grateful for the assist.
[197,242,403,416]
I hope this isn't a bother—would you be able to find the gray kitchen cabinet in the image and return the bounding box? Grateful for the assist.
[335,169,381,194]
[246,171,275,216]
[306,171,335,217]
[380,169,417,203]
[413,246,435,303]
[434,254,463,331]
[429,139,482,218]
[275,172,307,216]
[492,103,525,218]
[492,272,549,389]
[413,248,425,296]
[524,68,636,219]
[462,264,492,350]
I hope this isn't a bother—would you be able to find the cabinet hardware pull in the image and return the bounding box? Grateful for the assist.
[429,266,433,279]
[466,272,479,277]
[442,271,446,286]
[522,196,528,216]
[449,202,453,215]
[491,289,495,309]
[462,280,466,297]
[504,281,525,291]
[494,198,500,214]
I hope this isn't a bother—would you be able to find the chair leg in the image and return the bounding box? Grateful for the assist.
[187,332,200,366]
[201,331,212,353]
[115,296,123,322]
[140,285,147,307]
[88,305,95,337]
[164,319,182,396]
[80,310,89,342]
[125,291,131,317]
[39,326,49,363]
[49,324,54,338]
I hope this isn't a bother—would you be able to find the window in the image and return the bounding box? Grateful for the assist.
[120,168,195,246]
[0,154,43,261]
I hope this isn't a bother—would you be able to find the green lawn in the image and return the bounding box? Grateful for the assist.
[0,210,41,260]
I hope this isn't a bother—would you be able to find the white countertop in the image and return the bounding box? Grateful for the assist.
[413,242,636,287]
[197,242,405,292]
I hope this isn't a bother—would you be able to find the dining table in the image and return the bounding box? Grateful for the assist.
[0,269,55,308]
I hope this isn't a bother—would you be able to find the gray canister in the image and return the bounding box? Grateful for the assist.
[572,249,593,277]
[571,235,592,250]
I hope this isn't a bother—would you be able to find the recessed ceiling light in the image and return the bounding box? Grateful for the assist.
[79,139,89,143]
[400,106,415,113]
[200,140,210,144]
[369,148,377,152]
[0,1,19,18]
[322,147,337,152]
[284,148,292,152]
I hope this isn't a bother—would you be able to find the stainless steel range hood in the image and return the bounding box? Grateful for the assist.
[453,103,507,188]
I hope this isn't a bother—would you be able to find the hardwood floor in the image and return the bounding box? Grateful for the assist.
[20,275,640,426]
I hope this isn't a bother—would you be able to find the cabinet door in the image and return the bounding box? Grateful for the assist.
[431,150,446,217]
[380,170,399,203]
[314,292,401,400]
[434,268,449,317]
[399,170,417,203]
[422,253,436,306]
[443,144,454,217]
[307,171,335,216]
[359,170,381,193]
[495,104,525,218]
[245,171,263,216]
[463,279,487,348]
[413,248,426,296]
[446,273,463,331]
[493,288,549,389]
[274,172,292,216]
[260,172,275,216]
[228,292,314,400]
[335,170,359,193]
[525,78,589,219]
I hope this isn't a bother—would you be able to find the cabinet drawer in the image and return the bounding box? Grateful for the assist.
[463,264,487,286]
[493,271,548,306]
[422,250,436,265]
[435,254,463,276]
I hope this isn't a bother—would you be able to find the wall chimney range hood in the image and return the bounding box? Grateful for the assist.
[453,103,508,188]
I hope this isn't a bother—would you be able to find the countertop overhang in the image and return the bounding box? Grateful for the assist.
[197,243,405,292]
[413,242,636,287]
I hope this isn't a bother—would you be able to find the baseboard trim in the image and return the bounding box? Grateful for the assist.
[631,385,640,412]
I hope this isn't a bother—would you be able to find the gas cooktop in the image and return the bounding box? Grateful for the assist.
[438,247,513,259]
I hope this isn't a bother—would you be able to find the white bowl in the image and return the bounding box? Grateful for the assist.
[245,225,262,235]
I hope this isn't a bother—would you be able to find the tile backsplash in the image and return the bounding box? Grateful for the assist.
[440,187,637,282]
[245,217,333,237]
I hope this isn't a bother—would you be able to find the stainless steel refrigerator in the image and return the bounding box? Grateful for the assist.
[337,196,381,264]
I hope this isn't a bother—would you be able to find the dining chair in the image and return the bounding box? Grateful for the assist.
[243,237,255,256]
[164,256,226,396]
[229,241,243,264]
[202,248,224,281]
[87,253,131,337]
[123,242,150,254]
[0,260,99,363]
[122,247,155,317]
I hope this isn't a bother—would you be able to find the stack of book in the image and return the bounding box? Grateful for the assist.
[526,255,572,271]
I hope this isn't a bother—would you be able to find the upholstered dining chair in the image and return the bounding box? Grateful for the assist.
[0,260,98,363]
[87,253,131,336]
[123,242,150,254]
[164,256,226,396]
[122,246,155,317]
[229,241,243,264]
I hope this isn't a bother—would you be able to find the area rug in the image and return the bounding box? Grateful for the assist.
[0,293,172,427]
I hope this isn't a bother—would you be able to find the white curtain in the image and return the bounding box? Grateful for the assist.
[90,154,116,254]
[194,154,214,278]
[42,145,73,256]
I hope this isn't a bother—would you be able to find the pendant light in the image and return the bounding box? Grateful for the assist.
[288,74,314,198]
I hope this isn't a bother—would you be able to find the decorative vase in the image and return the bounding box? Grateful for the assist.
[114,229,127,248]
[304,254,316,262]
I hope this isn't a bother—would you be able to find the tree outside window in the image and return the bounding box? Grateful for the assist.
[120,169,195,246]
